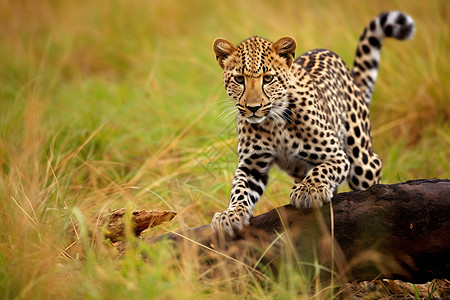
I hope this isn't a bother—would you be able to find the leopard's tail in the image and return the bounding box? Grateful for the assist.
[352,11,415,106]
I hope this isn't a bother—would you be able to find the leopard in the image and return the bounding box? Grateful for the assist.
[210,11,415,237]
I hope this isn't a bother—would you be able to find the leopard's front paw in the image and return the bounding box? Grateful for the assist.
[211,206,251,237]
[290,183,333,208]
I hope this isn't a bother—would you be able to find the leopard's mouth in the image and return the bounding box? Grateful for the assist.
[246,115,266,124]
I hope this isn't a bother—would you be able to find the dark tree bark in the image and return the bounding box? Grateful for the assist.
[148,179,450,283]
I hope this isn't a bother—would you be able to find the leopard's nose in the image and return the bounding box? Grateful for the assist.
[246,105,262,113]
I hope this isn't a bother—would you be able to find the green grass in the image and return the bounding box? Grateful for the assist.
[0,0,449,299]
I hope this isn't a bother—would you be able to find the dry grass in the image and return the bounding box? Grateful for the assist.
[0,0,448,299]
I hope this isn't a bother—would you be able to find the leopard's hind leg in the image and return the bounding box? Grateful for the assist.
[345,104,382,190]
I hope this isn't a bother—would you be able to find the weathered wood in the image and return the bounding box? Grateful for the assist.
[150,179,450,283]
[105,208,176,242]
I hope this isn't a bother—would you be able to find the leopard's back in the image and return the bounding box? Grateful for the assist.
[293,48,382,190]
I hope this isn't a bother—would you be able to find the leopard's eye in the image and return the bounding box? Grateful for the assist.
[263,75,274,84]
[234,75,245,84]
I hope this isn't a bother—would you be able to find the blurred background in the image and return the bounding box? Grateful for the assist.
[0,0,448,298]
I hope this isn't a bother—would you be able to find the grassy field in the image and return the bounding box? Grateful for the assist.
[0,0,449,298]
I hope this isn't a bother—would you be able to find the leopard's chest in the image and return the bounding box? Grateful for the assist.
[238,121,313,180]
[270,127,313,179]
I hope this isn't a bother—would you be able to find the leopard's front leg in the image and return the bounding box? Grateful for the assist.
[290,149,350,208]
[211,152,272,237]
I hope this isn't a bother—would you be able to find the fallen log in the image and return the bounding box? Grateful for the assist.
[148,179,450,283]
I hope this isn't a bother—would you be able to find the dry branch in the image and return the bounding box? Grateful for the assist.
[104,208,176,242]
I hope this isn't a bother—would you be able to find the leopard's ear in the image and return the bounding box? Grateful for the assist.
[213,38,237,69]
[272,37,297,67]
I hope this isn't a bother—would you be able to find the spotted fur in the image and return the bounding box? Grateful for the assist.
[211,11,415,237]
[352,11,415,105]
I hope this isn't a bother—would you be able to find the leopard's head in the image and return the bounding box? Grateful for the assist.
[213,36,297,124]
